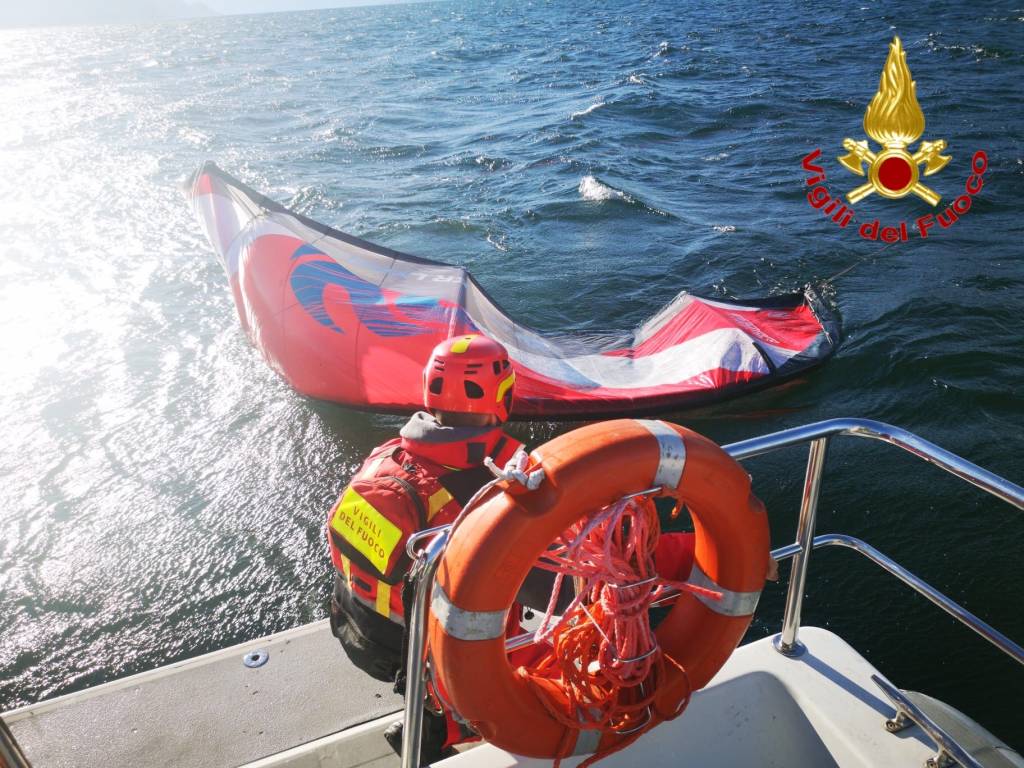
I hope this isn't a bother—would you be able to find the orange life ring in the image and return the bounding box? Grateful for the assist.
[427,418,770,759]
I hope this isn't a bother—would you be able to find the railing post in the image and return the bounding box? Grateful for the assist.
[1,715,32,768]
[400,530,449,768]
[774,437,829,657]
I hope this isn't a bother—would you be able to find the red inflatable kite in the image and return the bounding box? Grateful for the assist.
[188,162,839,419]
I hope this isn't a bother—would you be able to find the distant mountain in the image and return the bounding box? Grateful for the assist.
[0,0,217,28]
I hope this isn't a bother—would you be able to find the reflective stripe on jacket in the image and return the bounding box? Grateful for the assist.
[328,415,522,627]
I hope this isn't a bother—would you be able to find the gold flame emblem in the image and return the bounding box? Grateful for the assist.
[839,37,950,206]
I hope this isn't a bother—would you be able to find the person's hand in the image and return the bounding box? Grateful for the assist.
[766,557,779,582]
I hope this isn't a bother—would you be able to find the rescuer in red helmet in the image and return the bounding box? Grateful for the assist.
[326,333,775,764]
[326,333,524,762]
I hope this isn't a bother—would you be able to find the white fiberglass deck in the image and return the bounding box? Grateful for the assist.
[449,627,940,768]
[4,620,403,768]
[5,624,957,768]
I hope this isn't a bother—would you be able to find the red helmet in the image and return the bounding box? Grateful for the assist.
[423,334,516,422]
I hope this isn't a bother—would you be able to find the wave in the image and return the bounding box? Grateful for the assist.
[577,175,672,217]
[486,231,508,252]
[569,100,606,120]
[924,33,1006,61]
[578,175,633,203]
[654,40,680,58]
[474,154,511,171]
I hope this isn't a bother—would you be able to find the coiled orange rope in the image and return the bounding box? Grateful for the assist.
[516,496,718,766]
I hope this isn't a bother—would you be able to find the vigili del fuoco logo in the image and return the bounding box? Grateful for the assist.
[801,37,988,242]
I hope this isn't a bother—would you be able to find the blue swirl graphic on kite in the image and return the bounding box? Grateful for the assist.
[289,243,473,337]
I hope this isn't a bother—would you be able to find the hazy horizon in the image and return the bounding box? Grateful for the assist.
[207,0,426,14]
[0,0,429,29]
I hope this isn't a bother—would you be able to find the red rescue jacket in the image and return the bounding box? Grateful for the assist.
[328,414,522,626]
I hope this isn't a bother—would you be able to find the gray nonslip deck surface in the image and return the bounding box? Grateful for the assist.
[5,620,403,768]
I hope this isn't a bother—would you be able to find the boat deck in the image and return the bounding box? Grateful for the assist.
[451,627,941,768]
[4,620,403,768]
[5,624,957,768]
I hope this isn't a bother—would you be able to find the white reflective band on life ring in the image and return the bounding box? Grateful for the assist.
[431,583,507,641]
[686,562,762,617]
[637,419,686,489]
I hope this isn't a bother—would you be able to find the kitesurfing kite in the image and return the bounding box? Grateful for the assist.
[188,162,840,419]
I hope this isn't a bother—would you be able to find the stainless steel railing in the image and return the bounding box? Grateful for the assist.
[0,715,31,768]
[399,418,1024,768]
[400,528,450,764]
[721,418,1024,656]
[772,534,1024,666]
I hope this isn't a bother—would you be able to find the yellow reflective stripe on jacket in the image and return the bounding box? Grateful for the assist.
[376,581,391,618]
[345,581,405,626]
[330,486,403,574]
[427,487,454,521]
[340,554,351,581]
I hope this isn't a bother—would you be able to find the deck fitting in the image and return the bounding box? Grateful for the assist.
[243,649,269,668]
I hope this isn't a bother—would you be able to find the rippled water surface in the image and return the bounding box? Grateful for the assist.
[1,0,1022,748]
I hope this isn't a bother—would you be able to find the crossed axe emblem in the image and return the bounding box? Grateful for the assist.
[839,139,951,206]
